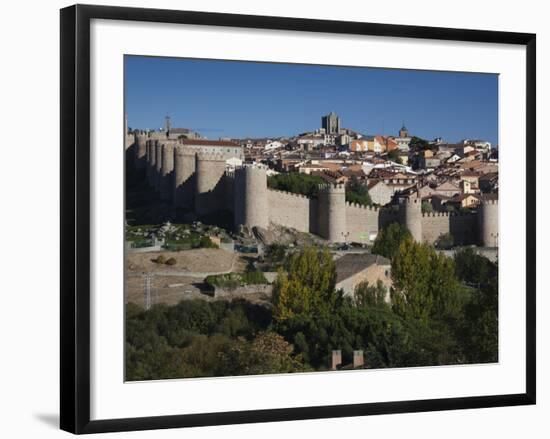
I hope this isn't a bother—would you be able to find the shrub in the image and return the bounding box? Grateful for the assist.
[241,270,268,285]
[421,200,433,213]
[265,243,287,264]
[165,257,177,266]
[435,233,454,250]
[154,255,166,264]
[205,273,241,290]
[205,270,268,290]
[199,235,218,249]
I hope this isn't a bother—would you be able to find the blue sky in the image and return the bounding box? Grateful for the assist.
[125,56,498,145]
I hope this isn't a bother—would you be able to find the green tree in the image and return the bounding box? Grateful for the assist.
[353,280,389,308]
[454,247,496,286]
[265,243,287,266]
[372,222,412,259]
[217,332,309,375]
[387,149,400,162]
[346,175,373,207]
[421,200,433,213]
[450,248,498,362]
[272,247,337,322]
[409,136,431,152]
[391,239,463,323]
[461,276,498,363]
[267,173,325,197]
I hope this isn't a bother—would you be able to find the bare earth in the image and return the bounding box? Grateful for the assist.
[125,248,250,307]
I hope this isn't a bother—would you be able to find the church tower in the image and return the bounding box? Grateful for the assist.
[399,122,409,138]
[164,114,172,136]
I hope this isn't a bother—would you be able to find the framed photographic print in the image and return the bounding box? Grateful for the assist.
[60,4,536,434]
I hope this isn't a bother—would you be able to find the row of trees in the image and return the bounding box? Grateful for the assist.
[126,223,498,379]
[269,228,497,368]
[267,172,373,207]
[125,299,310,380]
[267,173,325,197]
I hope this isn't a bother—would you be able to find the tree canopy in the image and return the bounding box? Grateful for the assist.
[409,136,431,151]
[267,173,324,197]
[272,247,338,322]
[391,239,464,323]
[126,242,499,379]
[372,222,412,259]
[346,175,373,207]
[387,149,400,163]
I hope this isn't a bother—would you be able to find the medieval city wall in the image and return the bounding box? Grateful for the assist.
[267,189,317,234]
[194,153,227,215]
[378,208,401,230]
[345,203,381,243]
[223,171,236,212]
[421,213,450,244]
[135,141,497,247]
[421,212,478,245]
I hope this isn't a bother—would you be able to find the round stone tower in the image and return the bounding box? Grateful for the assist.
[145,139,151,165]
[160,143,174,202]
[401,196,422,242]
[318,183,347,242]
[134,132,147,170]
[173,146,197,208]
[146,139,156,187]
[234,165,269,230]
[194,153,227,216]
[154,141,163,191]
[479,198,499,247]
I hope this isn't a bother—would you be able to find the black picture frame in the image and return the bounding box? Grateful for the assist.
[60,4,536,434]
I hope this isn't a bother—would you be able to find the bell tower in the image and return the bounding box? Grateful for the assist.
[399,121,409,138]
[164,114,172,135]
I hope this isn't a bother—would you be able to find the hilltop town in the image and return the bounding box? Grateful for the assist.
[124,112,497,307]
[124,112,499,378]
[127,113,498,219]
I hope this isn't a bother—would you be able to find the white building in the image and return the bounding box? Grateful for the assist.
[297,136,325,149]
[265,140,284,150]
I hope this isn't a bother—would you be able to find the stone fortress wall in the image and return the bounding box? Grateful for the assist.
[267,189,317,234]
[131,133,498,247]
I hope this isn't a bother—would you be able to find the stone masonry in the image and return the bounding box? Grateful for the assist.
[130,133,498,247]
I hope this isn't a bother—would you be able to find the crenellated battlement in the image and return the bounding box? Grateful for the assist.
[175,145,199,156]
[318,182,346,192]
[345,201,380,212]
[267,188,312,200]
[402,196,422,205]
[235,163,269,171]
[196,152,227,161]
[421,211,478,218]
[159,139,178,147]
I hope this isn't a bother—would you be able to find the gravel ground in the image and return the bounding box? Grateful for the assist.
[125,248,251,306]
